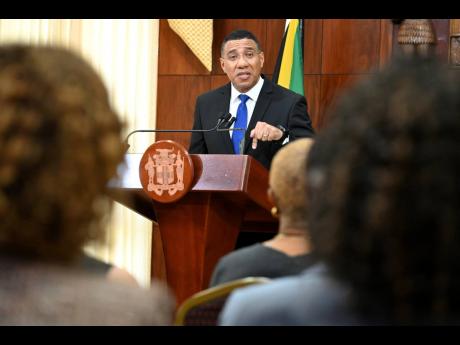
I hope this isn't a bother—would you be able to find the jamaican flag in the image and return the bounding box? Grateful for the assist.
[272,19,304,96]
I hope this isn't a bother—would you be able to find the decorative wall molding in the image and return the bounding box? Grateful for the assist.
[449,19,460,66]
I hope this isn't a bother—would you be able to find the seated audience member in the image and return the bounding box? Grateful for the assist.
[0,45,174,325]
[209,138,317,286]
[219,56,460,325]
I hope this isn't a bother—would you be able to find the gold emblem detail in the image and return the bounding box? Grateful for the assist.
[144,148,185,196]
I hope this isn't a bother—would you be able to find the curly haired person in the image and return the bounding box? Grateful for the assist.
[0,45,174,325]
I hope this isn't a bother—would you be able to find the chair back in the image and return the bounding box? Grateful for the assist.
[175,277,271,326]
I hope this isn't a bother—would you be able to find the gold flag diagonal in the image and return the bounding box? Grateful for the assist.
[167,19,213,72]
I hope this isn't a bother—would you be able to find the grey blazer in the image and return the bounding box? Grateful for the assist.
[219,263,361,326]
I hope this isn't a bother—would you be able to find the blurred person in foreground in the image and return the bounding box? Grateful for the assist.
[220,55,460,325]
[209,138,317,286]
[0,45,174,325]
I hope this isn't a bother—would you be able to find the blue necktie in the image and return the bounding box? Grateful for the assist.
[232,94,250,154]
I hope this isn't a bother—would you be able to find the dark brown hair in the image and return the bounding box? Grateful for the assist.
[308,56,460,324]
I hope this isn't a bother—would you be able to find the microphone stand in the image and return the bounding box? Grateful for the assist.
[124,114,244,151]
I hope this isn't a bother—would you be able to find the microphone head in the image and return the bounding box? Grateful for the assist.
[216,112,228,126]
[217,112,232,129]
[225,116,236,129]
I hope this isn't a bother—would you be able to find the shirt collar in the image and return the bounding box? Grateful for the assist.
[230,75,264,103]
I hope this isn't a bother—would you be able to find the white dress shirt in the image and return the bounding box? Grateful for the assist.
[228,76,288,145]
[228,76,265,135]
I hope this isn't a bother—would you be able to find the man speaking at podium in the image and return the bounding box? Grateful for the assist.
[189,29,315,169]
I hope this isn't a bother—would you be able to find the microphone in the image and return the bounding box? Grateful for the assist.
[124,113,244,150]
[220,116,236,129]
[216,112,232,128]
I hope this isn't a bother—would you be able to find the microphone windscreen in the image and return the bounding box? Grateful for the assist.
[226,117,236,128]
[216,112,227,126]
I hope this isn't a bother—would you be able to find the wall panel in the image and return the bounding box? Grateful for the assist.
[304,75,321,129]
[263,19,285,74]
[156,75,210,147]
[322,19,381,74]
[210,74,230,90]
[319,74,365,127]
[304,19,323,74]
[379,19,395,68]
[432,19,450,61]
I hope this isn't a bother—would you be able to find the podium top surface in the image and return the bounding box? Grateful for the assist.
[109,153,268,193]
[107,153,272,219]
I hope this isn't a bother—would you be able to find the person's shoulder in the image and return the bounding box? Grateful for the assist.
[219,263,348,325]
[231,265,317,301]
[218,243,267,265]
[70,275,175,325]
[80,253,112,273]
[219,273,306,325]
[0,263,175,325]
[210,244,266,285]
[106,266,139,286]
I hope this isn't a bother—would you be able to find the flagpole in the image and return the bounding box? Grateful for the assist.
[299,19,304,64]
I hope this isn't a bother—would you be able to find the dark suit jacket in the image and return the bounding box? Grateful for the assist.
[189,77,315,169]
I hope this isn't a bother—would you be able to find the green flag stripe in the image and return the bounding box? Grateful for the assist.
[289,24,304,96]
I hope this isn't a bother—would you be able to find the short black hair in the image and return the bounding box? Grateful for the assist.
[221,29,262,56]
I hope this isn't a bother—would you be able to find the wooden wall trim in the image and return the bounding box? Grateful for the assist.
[379,19,394,68]
[449,19,460,66]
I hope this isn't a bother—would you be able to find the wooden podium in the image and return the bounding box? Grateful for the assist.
[108,153,277,305]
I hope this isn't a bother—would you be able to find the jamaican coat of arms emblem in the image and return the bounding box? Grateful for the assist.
[139,140,194,203]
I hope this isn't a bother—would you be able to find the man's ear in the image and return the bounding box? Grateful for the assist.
[220,57,226,73]
[267,187,276,205]
[259,51,265,69]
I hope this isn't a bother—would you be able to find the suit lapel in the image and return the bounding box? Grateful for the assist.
[217,83,234,154]
[243,79,273,153]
